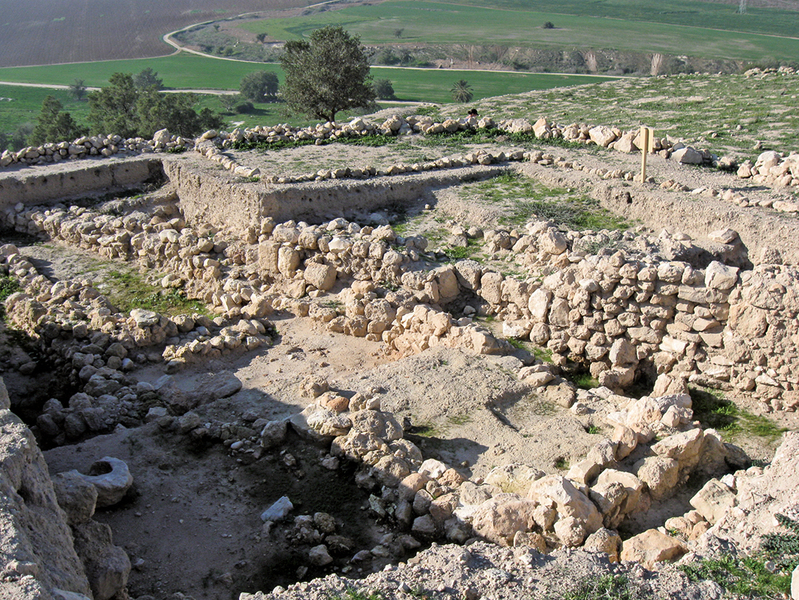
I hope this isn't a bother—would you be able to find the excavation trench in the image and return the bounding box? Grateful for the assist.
[1,151,787,600]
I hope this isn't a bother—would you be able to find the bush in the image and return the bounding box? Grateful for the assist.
[373,78,395,100]
[543,21,555,29]
[240,71,279,103]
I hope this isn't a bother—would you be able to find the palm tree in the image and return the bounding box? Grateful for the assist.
[451,80,473,103]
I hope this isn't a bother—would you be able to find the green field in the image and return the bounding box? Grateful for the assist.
[0,54,608,100]
[238,0,799,62]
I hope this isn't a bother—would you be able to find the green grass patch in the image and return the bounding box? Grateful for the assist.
[408,421,441,437]
[554,456,569,470]
[0,55,608,104]
[681,554,791,599]
[0,275,21,320]
[471,172,629,231]
[532,346,553,363]
[446,239,481,261]
[333,590,382,600]
[106,270,208,317]
[448,413,472,426]
[568,372,599,390]
[689,386,787,444]
[507,337,527,351]
[561,574,633,600]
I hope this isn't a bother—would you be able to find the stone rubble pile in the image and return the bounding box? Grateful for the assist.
[185,369,747,574]
[736,150,799,197]
[0,128,189,169]
[744,65,798,78]
[0,245,274,443]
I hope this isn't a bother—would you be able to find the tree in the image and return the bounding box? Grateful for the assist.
[88,73,140,137]
[12,123,33,150]
[256,32,267,43]
[239,71,279,103]
[394,28,404,39]
[133,68,163,91]
[70,79,87,101]
[281,25,375,123]
[543,21,555,29]
[31,96,86,144]
[373,78,395,100]
[88,72,222,138]
[451,80,473,103]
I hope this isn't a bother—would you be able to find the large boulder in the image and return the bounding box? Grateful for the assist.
[620,529,687,568]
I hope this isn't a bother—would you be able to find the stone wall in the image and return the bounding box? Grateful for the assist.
[0,157,163,210]
[163,159,506,232]
[4,188,797,412]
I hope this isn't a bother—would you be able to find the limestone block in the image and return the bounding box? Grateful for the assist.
[583,528,622,562]
[277,246,300,276]
[620,529,687,568]
[589,126,617,147]
[52,471,98,525]
[71,520,131,600]
[485,464,545,495]
[651,428,704,469]
[350,410,403,441]
[471,495,538,546]
[609,338,637,368]
[704,261,739,291]
[634,456,680,500]
[528,288,553,322]
[527,475,602,541]
[304,262,337,291]
[689,478,736,524]
[261,496,293,521]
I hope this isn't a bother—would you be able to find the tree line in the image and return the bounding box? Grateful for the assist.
[10,26,477,149]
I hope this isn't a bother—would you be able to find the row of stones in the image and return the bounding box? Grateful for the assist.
[736,150,799,200]
[195,112,719,184]
[0,129,189,168]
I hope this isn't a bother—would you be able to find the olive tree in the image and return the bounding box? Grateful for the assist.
[281,25,375,123]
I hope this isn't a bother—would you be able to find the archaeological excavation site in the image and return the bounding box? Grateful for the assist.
[2,74,799,600]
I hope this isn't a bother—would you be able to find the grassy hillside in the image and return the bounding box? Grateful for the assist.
[237,0,799,62]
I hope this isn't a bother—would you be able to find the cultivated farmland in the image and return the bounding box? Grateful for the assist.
[0,0,307,68]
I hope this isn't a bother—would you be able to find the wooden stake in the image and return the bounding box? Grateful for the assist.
[640,126,651,183]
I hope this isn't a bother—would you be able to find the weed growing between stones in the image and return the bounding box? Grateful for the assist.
[689,387,787,444]
[0,275,21,320]
[680,554,791,599]
[762,514,799,572]
[560,574,633,600]
[105,269,208,317]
